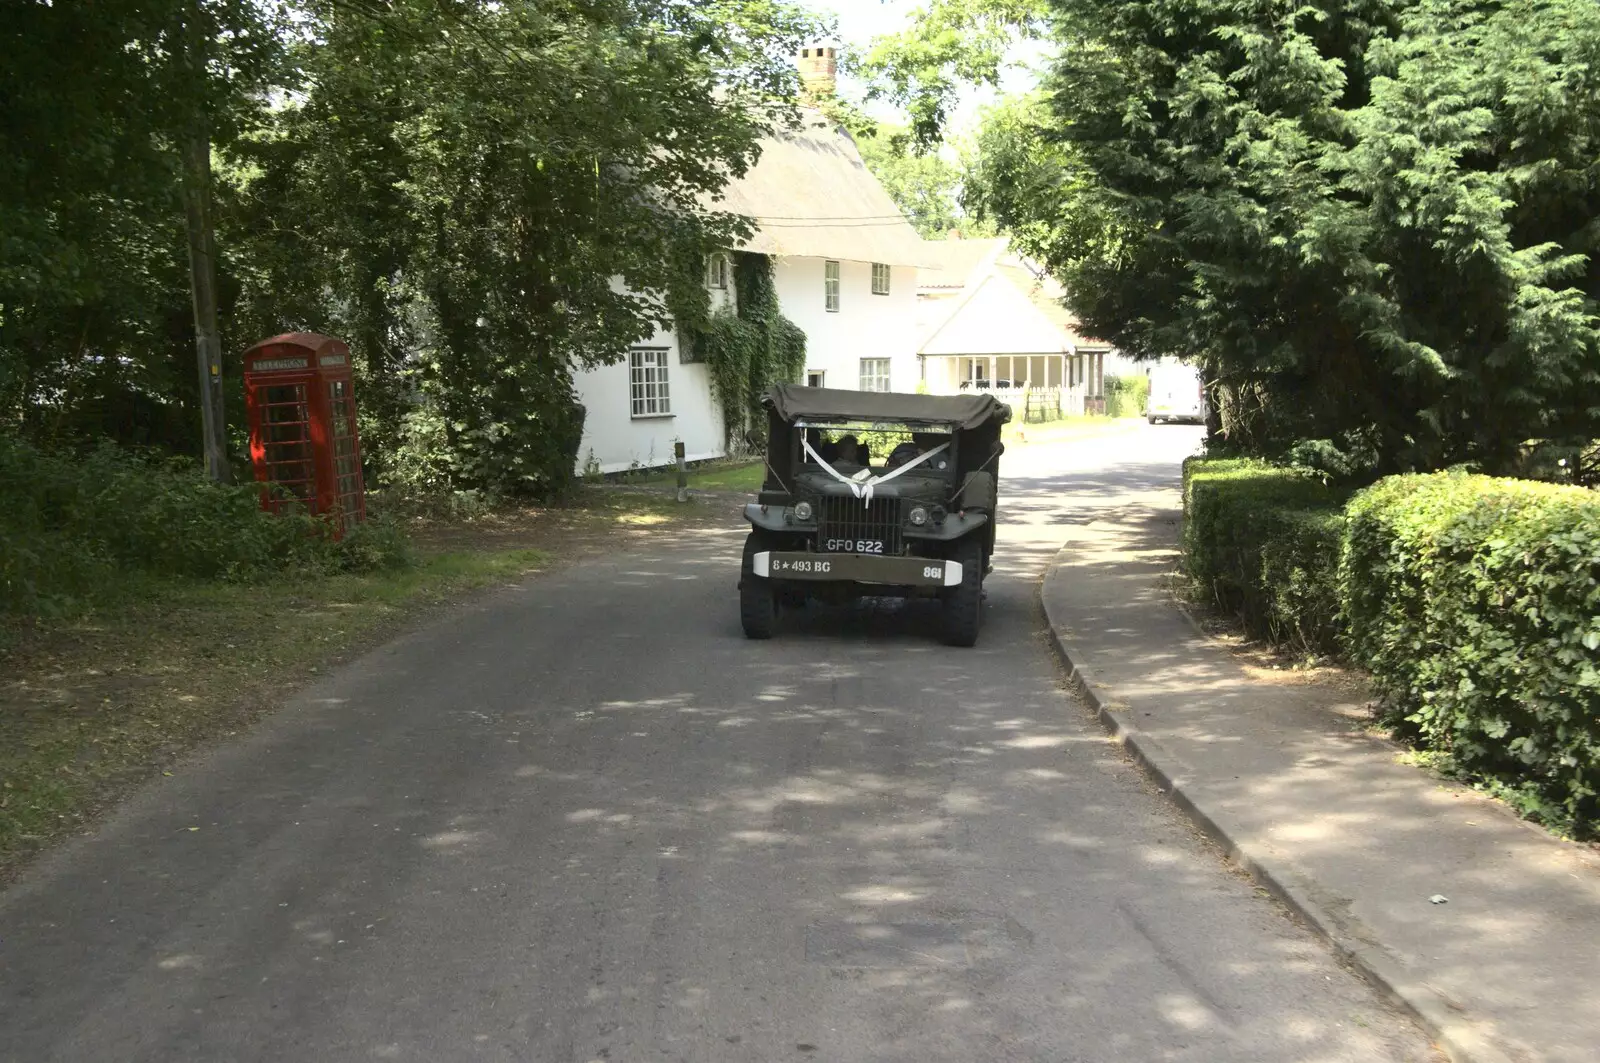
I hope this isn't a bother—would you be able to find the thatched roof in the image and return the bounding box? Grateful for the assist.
[713,112,929,267]
[917,237,1007,290]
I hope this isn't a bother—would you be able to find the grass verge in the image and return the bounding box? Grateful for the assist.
[622,459,766,494]
[0,549,547,878]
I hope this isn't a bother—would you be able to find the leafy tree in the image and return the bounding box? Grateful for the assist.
[0,0,284,452]
[959,93,1079,252]
[1340,0,1600,472]
[5,0,823,498]
[962,0,1600,476]
[851,0,1048,146]
[804,97,970,236]
[227,0,818,496]
[854,125,966,237]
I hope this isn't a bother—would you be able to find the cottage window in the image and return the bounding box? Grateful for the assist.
[824,260,841,312]
[860,358,891,392]
[629,348,672,418]
[871,263,891,296]
[806,370,826,388]
[705,253,730,290]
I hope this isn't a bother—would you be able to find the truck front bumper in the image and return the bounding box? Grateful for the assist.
[751,552,963,588]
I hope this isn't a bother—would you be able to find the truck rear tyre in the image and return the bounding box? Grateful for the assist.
[940,539,984,647]
[740,531,777,639]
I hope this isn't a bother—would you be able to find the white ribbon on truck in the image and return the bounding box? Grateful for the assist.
[801,439,950,508]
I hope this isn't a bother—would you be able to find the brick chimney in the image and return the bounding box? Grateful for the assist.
[798,45,837,98]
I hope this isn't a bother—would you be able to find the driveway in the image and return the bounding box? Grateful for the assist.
[0,425,1436,1062]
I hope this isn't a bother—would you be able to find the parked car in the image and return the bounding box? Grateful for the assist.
[738,385,1011,646]
[1146,361,1206,424]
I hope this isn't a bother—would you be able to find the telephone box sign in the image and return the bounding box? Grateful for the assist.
[242,332,366,537]
[254,356,310,372]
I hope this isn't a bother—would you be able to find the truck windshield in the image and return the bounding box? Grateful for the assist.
[798,423,955,477]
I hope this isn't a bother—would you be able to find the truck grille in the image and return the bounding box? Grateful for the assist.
[817,495,904,555]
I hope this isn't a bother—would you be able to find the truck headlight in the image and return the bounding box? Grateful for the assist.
[793,501,814,521]
[908,506,929,526]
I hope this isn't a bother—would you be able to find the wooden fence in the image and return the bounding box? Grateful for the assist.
[987,385,1087,423]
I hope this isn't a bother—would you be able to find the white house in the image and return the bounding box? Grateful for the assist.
[571,51,926,474]
[915,236,1134,415]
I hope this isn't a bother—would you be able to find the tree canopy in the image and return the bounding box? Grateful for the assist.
[851,0,1047,147]
[3,0,822,495]
[1,0,287,448]
[19,0,1600,489]
[931,0,1600,477]
[853,124,970,238]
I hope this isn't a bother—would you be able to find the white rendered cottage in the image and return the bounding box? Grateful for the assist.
[916,236,1136,416]
[571,85,926,475]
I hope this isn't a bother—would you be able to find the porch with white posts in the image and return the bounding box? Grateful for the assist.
[919,350,1102,419]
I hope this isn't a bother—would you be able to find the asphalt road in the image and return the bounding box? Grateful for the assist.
[0,425,1436,1063]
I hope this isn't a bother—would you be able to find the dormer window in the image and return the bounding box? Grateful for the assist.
[705,252,731,290]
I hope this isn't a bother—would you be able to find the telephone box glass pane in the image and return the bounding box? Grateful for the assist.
[260,383,313,503]
[328,380,363,518]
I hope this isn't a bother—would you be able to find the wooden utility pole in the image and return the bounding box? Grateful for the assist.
[180,5,230,483]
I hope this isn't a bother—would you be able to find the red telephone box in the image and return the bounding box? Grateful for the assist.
[242,332,366,535]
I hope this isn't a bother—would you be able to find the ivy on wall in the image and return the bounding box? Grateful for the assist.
[678,252,806,452]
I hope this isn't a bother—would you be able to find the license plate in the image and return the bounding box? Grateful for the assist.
[768,556,839,576]
[822,538,884,554]
[757,552,960,587]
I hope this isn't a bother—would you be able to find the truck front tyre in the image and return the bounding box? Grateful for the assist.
[940,539,984,647]
[740,531,778,639]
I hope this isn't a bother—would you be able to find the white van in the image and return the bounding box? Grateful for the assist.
[1146,361,1206,424]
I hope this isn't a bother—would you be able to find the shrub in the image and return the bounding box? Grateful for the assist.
[330,511,413,572]
[1182,457,1349,655]
[1105,374,1150,419]
[0,438,410,615]
[1342,473,1600,835]
[1184,458,1600,836]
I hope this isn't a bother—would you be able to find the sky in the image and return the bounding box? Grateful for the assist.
[793,0,1043,137]
[801,0,919,41]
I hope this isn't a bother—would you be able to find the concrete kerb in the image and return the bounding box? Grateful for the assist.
[1038,547,1516,1063]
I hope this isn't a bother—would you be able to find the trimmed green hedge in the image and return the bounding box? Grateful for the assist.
[1343,473,1600,834]
[1182,458,1349,655]
[1183,458,1600,837]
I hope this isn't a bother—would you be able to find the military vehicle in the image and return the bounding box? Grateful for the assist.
[739,385,1010,646]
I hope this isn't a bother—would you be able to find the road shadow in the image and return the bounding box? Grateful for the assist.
[0,426,1430,1063]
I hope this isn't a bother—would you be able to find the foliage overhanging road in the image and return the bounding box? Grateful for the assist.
[0,427,1436,1063]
